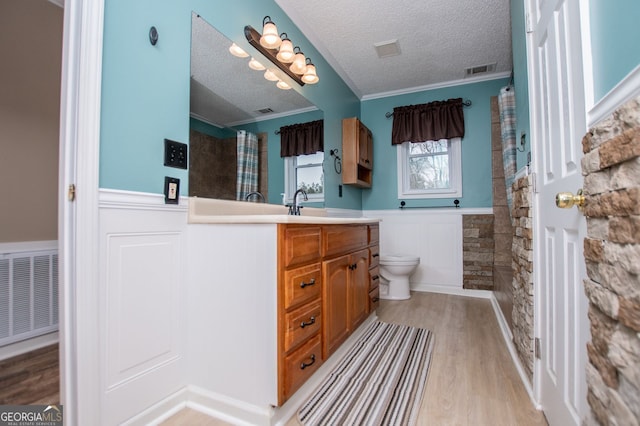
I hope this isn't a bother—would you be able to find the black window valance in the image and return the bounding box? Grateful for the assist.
[279,119,324,157]
[391,98,465,145]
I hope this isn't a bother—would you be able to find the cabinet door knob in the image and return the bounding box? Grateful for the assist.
[372,253,379,258]
[372,275,379,281]
[300,354,316,370]
[300,278,316,288]
[300,316,316,328]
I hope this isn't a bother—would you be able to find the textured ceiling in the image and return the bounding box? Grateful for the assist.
[275,0,513,98]
[191,1,513,126]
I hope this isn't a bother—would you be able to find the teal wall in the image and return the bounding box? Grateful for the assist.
[361,77,510,210]
[511,0,530,170]
[100,0,360,209]
[589,0,640,102]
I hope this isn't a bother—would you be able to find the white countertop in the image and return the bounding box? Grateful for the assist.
[188,197,380,225]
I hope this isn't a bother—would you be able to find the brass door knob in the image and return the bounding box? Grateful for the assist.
[556,189,585,210]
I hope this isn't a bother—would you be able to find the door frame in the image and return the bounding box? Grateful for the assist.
[58,0,104,423]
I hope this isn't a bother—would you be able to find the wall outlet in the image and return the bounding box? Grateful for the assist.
[164,176,180,204]
[164,139,188,169]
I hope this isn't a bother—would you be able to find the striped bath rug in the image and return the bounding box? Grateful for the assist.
[297,321,434,426]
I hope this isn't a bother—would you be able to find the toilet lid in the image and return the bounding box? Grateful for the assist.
[380,254,420,263]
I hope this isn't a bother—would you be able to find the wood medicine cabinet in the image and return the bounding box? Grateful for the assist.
[342,117,373,188]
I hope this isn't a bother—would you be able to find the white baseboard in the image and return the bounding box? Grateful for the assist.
[0,332,59,361]
[488,293,540,410]
[136,314,379,426]
[411,283,493,299]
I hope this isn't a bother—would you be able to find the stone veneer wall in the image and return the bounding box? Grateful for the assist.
[581,96,640,425]
[511,174,535,382]
[462,215,494,290]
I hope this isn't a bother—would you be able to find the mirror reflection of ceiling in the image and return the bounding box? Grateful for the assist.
[190,14,315,129]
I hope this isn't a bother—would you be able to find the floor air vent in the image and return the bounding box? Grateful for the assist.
[0,249,58,346]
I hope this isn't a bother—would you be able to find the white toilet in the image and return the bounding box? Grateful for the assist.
[379,254,420,300]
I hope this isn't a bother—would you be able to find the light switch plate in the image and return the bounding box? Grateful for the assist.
[164,139,188,169]
[164,176,180,204]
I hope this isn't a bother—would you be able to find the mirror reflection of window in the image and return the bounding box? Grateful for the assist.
[285,152,324,203]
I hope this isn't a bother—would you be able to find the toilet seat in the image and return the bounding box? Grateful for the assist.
[380,254,420,265]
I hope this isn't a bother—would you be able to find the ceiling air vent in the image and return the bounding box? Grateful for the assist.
[465,62,497,76]
[256,108,274,114]
[374,39,401,58]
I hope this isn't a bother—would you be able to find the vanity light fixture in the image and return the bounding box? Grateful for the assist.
[229,43,249,58]
[259,16,281,49]
[276,33,294,63]
[248,57,266,71]
[264,69,279,81]
[289,47,307,75]
[276,80,292,90]
[244,18,319,87]
[301,58,319,84]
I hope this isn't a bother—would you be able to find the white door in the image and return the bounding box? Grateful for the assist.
[527,0,590,424]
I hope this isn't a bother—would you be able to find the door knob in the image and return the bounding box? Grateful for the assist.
[555,189,585,210]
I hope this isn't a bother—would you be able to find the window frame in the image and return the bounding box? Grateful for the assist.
[396,137,462,199]
[284,152,325,204]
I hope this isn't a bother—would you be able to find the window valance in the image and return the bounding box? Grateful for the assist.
[279,119,324,157]
[391,98,465,145]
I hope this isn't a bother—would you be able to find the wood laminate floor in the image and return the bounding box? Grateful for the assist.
[0,344,59,405]
[161,292,547,426]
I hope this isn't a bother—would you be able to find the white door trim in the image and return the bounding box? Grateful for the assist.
[58,0,104,424]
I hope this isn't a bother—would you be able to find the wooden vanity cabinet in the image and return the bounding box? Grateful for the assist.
[277,223,377,404]
[342,117,373,188]
[278,225,323,405]
[368,225,381,312]
[321,225,370,358]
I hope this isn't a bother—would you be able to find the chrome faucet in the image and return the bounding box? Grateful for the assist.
[245,191,265,203]
[289,189,308,215]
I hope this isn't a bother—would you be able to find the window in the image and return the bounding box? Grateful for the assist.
[397,138,461,199]
[285,151,324,203]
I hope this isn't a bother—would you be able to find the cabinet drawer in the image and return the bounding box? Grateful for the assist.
[282,226,322,268]
[283,301,322,353]
[369,287,380,312]
[283,263,321,310]
[369,245,380,268]
[283,334,323,401]
[368,225,379,245]
[322,225,368,257]
[369,266,380,291]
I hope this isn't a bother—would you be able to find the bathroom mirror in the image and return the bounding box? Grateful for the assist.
[189,13,323,205]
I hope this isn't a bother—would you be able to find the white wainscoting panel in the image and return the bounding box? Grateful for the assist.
[99,190,188,425]
[364,208,490,290]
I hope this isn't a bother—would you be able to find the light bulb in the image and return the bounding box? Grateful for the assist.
[259,18,282,49]
[276,80,291,90]
[276,38,294,63]
[264,70,279,81]
[302,63,319,84]
[228,43,248,58]
[248,57,265,71]
[289,50,307,75]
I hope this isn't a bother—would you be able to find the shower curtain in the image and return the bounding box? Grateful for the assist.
[498,86,517,215]
[236,130,259,201]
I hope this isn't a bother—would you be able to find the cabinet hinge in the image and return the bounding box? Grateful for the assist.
[535,337,541,359]
[68,184,76,202]
[531,172,539,194]
[525,12,534,33]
